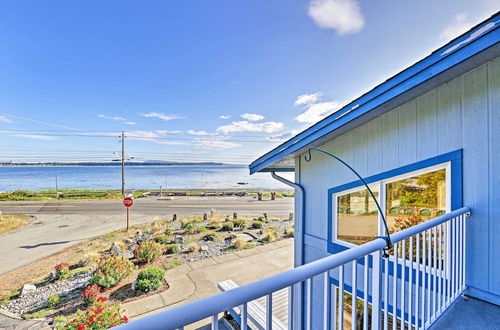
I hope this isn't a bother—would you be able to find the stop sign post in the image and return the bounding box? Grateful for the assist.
[123,197,133,230]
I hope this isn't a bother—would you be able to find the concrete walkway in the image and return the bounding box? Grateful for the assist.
[124,239,294,328]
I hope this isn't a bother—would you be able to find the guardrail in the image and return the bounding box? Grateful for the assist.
[117,207,471,330]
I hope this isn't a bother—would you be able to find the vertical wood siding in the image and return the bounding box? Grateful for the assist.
[298,57,500,312]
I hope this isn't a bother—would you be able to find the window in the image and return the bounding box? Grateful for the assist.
[332,164,450,247]
[386,168,447,235]
[336,186,379,245]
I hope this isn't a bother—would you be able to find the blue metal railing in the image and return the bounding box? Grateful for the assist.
[117,207,470,330]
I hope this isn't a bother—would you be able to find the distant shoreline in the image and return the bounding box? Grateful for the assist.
[0,162,228,167]
[0,188,294,201]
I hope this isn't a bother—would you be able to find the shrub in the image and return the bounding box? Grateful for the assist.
[47,294,60,308]
[134,241,164,263]
[54,263,70,280]
[207,222,221,230]
[232,237,247,250]
[221,222,234,231]
[81,284,101,306]
[187,243,200,253]
[252,221,264,229]
[165,244,180,254]
[91,256,135,288]
[163,259,182,270]
[284,228,294,238]
[257,215,266,222]
[232,219,247,229]
[154,234,170,244]
[136,267,165,292]
[185,223,206,235]
[202,231,222,241]
[164,224,175,235]
[180,220,192,229]
[263,230,278,242]
[54,298,128,329]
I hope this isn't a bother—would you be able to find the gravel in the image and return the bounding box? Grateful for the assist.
[268,220,293,234]
[4,273,92,315]
[182,241,230,262]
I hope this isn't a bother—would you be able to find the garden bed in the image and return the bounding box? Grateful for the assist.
[0,212,293,328]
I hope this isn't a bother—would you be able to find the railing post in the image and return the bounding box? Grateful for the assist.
[371,251,382,330]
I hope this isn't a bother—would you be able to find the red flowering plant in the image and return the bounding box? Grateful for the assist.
[81,284,101,307]
[54,263,71,280]
[54,298,128,329]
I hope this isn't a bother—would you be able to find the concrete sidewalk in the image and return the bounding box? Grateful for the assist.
[124,239,294,328]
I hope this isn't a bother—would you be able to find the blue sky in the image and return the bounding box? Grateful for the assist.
[0,0,497,164]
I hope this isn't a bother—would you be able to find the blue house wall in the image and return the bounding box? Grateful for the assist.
[294,56,500,326]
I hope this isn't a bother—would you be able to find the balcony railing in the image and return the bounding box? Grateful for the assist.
[117,207,470,330]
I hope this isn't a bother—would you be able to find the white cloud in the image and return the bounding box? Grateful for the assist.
[142,112,184,121]
[0,116,12,123]
[0,130,57,140]
[295,101,345,123]
[219,115,231,119]
[194,138,241,150]
[119,130,180,141]
[97,114,136,125]
[267,130,301,142]
[187,130,216,136]
[216,121,284,134]
[308,0,364,35]
[440,13,473,41]
[153,140,188,146]
[294,93,322,106]
[97,114,126,121]
[240,113,265,121]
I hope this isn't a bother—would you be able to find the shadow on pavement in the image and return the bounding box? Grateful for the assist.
[19,241,70,249]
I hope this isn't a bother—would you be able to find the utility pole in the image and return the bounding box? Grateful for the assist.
[121,131,125,197]
[113,132,133,197]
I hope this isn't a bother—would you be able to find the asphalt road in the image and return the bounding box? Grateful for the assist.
[0,196,293,217]
[0,197,294,274]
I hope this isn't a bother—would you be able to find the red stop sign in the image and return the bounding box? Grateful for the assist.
[123,197,133,207]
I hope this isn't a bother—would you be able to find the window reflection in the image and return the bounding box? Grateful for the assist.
[337,187,379,245]
[386,168,446,234]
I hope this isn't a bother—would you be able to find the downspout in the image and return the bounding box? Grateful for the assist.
[271,171,305,267]
[270,171,305,329]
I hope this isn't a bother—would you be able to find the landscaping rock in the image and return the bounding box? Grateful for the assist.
[21,285,36,296]
[135,231,153,243]
[236,233,254,242]
[224,236,235,245]
[131,280,137,291]
[6,273,92,315]
[174,235,183,244]
[185,242,228,262]
[268,219,293,234]
[108,242,133,259]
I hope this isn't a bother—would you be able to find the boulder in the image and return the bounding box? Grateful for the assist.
[174,235,183,244]
[236,233,253,242]
[108,242,133,259]
[21,284,36,296]
[200,246,209,252]
[135,231,153,243]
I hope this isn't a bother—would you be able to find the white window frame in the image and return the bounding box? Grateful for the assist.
[332,162,451,249]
